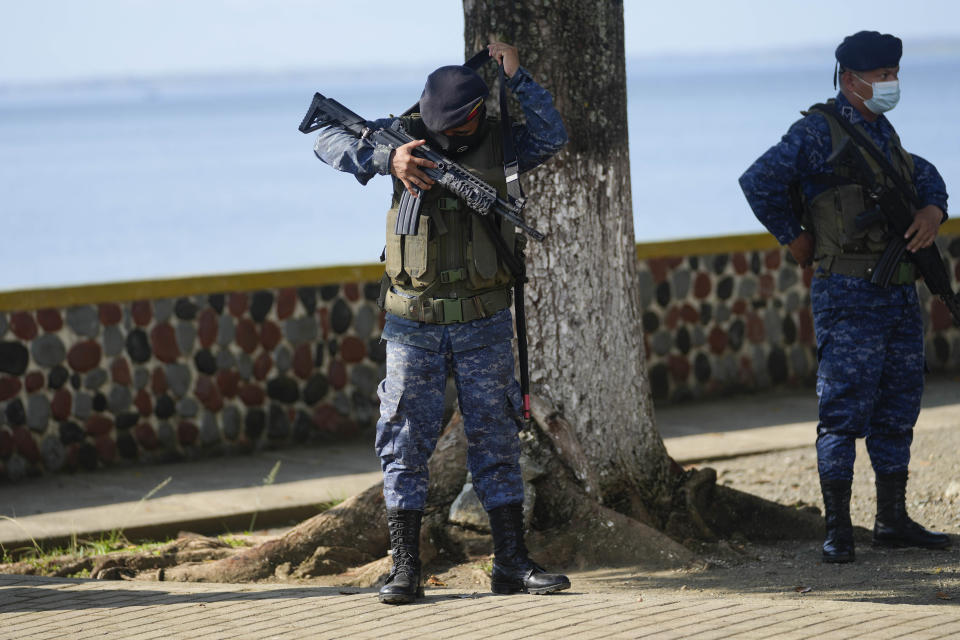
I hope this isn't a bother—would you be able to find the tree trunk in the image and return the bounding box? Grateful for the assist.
[463,0,672,513]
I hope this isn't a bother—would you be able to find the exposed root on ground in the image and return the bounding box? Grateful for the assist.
[1,400,825,584]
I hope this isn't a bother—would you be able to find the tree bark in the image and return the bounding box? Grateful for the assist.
[462,0,672,513]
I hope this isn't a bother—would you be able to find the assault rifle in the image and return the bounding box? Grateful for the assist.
[298,92,544,242]
[817,105,960,326]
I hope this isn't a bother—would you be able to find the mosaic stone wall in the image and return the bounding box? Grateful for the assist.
[0,284,386,482]
[639,234,960,403]
[2,230,959,481]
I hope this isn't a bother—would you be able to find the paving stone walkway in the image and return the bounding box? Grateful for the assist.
[3,574,960,639]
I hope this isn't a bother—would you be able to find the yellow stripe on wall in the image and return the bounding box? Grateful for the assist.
[4,220,958,312]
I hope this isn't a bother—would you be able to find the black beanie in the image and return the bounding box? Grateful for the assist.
[836,31,902,71]
[419,65,489,132]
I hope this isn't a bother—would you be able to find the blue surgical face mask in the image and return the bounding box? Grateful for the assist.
[853,73,901,114]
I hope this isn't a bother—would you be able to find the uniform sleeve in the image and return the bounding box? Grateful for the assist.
[313,117,397,185]
[910,153,949,220]
[738,115,832,245]
[505,67,568,173]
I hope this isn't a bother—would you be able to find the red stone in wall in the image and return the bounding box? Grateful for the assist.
[36,309,63,332]
[177,421,199,446]
[195,376,224,412]
[68,341,102,373]
[13,427,39,463]
[764,249,781,270]
[52,389,72,420]
[668,354,690,382]
[312,403,342,434]
[746,312,765,344]
[24,372,44,393]
[85,415,114,436]
[111,357,132,386]
[10,312,37,341]
[293,344,313,379]
[228,293,248,317]
[98,303,122,326]
[693,272,712,299]
[253,353,273,380]
[239,383,265,406]
[708,326,728,354]
[197,308,218,348]
[150,323,179,363]
[152,367,168,395]
[0,377,21,402]
[319,308,330,340]
[732,252,749,275]
[664,306,682,330]
[134,389,153,416]
[135,423,159,449]
[343,283,360,302]
[731,299,747,315]
[260,321,282,351]
[96,435,116,463]
[340,337,366,363]
[277,288,297,320]
[132,300,153,326]
[679,303,699,324]
[236,319,259,353]
[758,274,775,298]
[329,360,347,390]
[217,370,240,398]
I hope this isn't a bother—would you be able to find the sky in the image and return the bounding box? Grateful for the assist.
[1,0,959,84]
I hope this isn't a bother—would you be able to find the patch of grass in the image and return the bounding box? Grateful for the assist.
[314,498,345,513]
[477,557,494,577]
[249,460,282,532]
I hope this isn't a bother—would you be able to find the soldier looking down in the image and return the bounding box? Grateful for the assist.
[313,42,570,603]
[740,31,951,563]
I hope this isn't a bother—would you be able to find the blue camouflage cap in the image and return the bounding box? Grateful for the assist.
[419,65,489,132]
[835,31,902,71]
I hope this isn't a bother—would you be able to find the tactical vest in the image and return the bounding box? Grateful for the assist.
[802,100,918,283]
[382,114,518,324]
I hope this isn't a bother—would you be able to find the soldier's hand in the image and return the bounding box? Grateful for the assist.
[904,205,943,252]
[488,42,519,77]
[788,231,815,267]
[390,139,437,197]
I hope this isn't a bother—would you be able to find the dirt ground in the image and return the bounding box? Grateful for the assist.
[393,422,960,607]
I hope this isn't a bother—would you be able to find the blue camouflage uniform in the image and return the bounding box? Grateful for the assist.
[315,66,567,510]
[740,93,949,482]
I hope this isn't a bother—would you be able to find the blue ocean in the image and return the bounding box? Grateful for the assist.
[1,49,957,291]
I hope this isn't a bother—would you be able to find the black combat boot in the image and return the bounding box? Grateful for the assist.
[873,472,950,549]
[378,509,424,604]
[820,478,855,563]
[488,503,570,595]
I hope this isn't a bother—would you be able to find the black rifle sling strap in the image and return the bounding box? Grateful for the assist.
[483,62,533,421]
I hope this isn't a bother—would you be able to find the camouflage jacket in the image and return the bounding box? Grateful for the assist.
[313,66,567,183]
[739,93,949,246]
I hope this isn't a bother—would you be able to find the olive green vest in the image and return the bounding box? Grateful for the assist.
[382,114,518,323]
[803,100,917,282]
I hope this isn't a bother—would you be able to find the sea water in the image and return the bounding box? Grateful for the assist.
[0,52,957,290]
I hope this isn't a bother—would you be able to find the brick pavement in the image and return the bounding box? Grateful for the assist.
[3,574,960,640]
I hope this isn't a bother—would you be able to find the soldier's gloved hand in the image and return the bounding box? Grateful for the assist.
[390,139,437,197]
[904,205,944,252]
[788,231,815,267]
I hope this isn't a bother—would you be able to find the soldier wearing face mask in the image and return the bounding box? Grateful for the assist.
[739,31,950,564]
[313,41,569,604]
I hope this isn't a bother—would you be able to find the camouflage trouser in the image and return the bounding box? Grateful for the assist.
[813,299,923,481]
[375,335,524,511]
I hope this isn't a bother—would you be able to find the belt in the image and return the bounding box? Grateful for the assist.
[384,287,511,324]
[819,254,916,285]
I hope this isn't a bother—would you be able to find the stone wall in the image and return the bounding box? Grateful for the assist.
[638,223,960,402]
[2,224,959,481]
